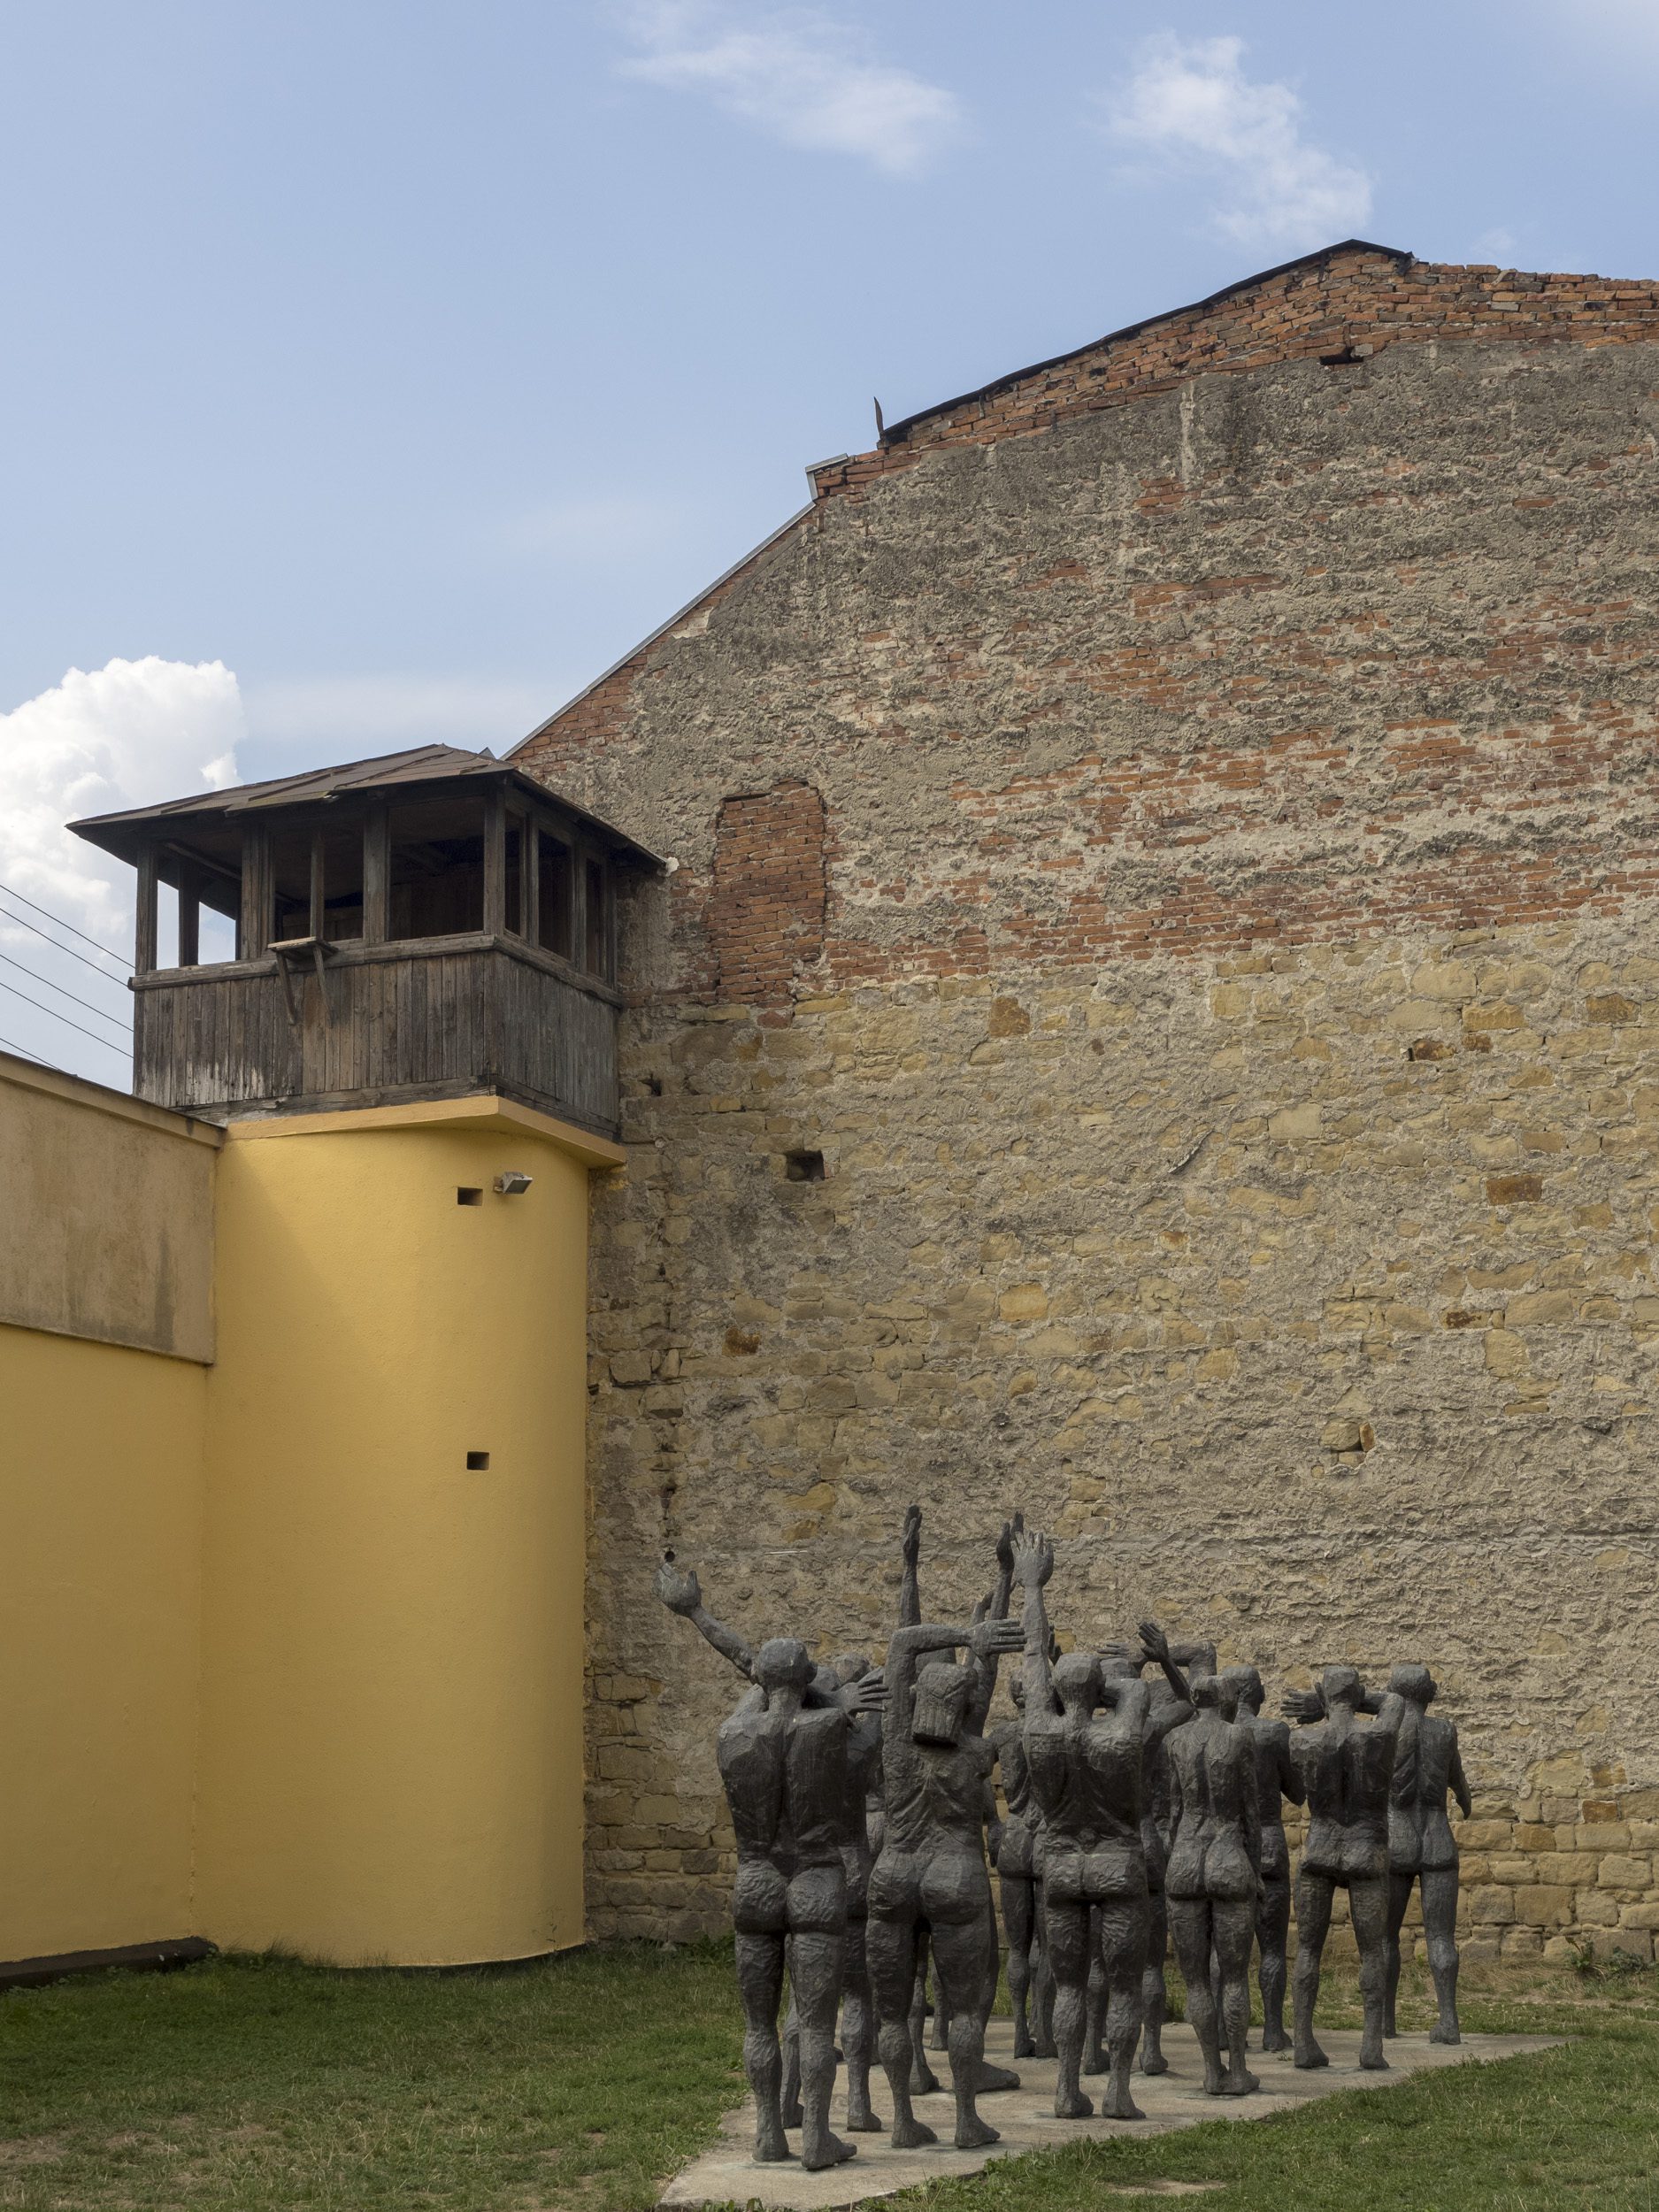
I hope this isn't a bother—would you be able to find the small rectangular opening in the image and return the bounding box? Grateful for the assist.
[457,1187,483,1206]
[465,1450,490,1471]
[785,1148,826,1182]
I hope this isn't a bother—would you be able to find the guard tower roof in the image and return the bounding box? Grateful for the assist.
[69,743,664,870]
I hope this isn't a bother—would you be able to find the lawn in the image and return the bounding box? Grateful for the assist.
[1,1947,1656,2212]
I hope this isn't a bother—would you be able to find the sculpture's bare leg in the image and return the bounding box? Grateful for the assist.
[1097,1898,1147,2121]
[841,1915,881,2130]
[929,1957,949,2052]
[907,1939,940,2095]
[1350,1875,1391,2070]
[1421,1867,1462,2045]
[1214,1897,1259,2095]
[1138,1888,1170,2074]
[1171,1897,1224,2095]
[735,1930,791,2161]
[1045,1895,1092,2119]
[780,1989,803,2129]
[1256,1871,1291,2053]
[1383,1870,1413,2040]
[1083,1904,1106,2075]
[869,1910,936,2149]
[789,1909,856,2172]
[933,1917,1000,2149]
[1032,1882,1056,2057]
[1002,1872,1036,2057]
[1292,1870,1333,2070]
[974,1889,1020,2092]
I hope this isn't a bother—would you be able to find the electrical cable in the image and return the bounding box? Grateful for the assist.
[0,879,129,966]
[0,978,131,1053]
[0,950,132,1031]
[0,900,134,985]
[0,1032,49,1064]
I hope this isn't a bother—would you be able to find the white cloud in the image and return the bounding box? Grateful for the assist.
[0,657,243,1078]
[1102,35,1371,252]
[615,3,963,176]
[0,657,243,950]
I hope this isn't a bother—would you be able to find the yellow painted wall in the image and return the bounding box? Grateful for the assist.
[0,1325,205,1961]
[196,1111,596,1965]
[0,1056,217,1361]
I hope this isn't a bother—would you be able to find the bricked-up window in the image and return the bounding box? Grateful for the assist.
[709,781,827,1009]
[537,831,572,960]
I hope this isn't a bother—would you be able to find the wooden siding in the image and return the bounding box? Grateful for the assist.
[134,937,620,1135]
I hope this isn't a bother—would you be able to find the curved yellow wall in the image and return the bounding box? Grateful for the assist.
[196,1106,600,1966]
[0,1326,205,1962]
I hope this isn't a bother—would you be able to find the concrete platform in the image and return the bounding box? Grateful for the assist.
[659,2016,1562,2209]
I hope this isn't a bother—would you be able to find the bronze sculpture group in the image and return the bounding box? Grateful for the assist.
[657,1509,1471,2172]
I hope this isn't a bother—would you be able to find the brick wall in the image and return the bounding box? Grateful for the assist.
[518,257,1659,1958]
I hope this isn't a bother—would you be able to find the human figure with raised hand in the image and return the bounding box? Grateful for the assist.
[1383,1663,1471,2047]
[1090,1630,1202,2077]
[718,1635,884,2169]
[1231,1663,1303,2054]
[866,1586,1022,2151]
[655,1559,887,2147]
[1284,1667,1405,2072]
[1162,1655,1262,2098]
[991,1666,1049,2059]
[1015,1531,1152,2124]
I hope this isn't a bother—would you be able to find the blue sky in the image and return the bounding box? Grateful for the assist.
[3,0,1657,1079]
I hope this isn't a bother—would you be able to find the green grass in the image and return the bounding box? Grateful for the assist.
[2,1947,1657,2211]
[0,1944,741,2212]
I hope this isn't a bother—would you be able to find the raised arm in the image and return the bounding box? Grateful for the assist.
[654,1558,756,1678]
[1011,1528,1057,1714]
[885,1618,1021,1758]
[1139,1619,1193,1707]
[898,1503,922,1631]
[966,1516,1023,1733]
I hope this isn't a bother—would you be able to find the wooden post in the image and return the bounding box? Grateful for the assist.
[483,787,507,938]
[363,804,389,943]
[309,827,326,941]
[240,825,272,959]
[523,815,540,946]
[176,862,200,968]
[570,840,588,973]
[134,847,158,976]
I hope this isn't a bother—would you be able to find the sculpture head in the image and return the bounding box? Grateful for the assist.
[1320,1664,1363,1714]
[1231,1664,1265,1715]
[1174,1640,1219,1681]
[1052,1651,1104,1716]
[832,1650,873,1685]
[1193,1670,1239,1719]
[913,1660,973,1745]
[1099,1652,1141,1685]
[1388,1663,1436,1709]
[1212,1663,1256,1717]
[753,1637,813,1696]
[1010,1672,1026,1712]
[810,1661,841,1702]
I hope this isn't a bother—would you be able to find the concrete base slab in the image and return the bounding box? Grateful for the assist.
[659,2017,1561,2209]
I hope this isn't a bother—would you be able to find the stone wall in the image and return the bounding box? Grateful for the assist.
[518,257,1659,1961]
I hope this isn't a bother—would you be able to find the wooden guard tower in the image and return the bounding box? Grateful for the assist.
[70,746,660,1137]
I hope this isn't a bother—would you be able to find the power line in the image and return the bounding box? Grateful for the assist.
[0,951,132,1032]
[0,879,129,967]
[0,900,134,987]
[0,1032,49,1064]
[0,978,131,1055]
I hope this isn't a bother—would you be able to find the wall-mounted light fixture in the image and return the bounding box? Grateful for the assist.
[494,1170,534,1196]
